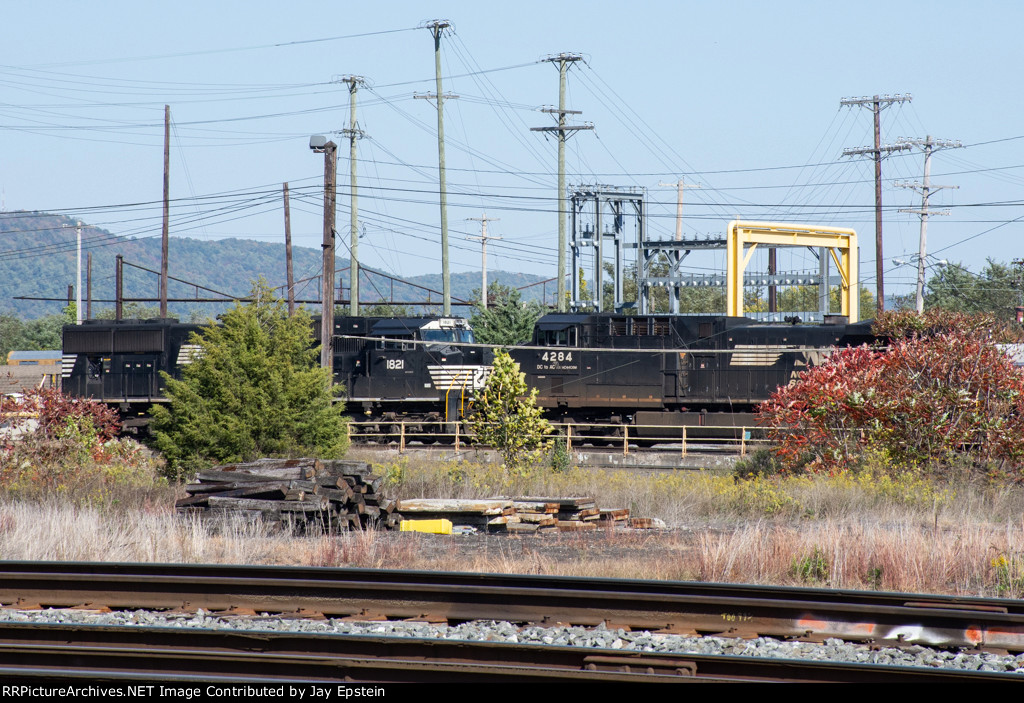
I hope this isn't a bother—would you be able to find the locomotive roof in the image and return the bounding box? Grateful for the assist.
[369,317,470,335]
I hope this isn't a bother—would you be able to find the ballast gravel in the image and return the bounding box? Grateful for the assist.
[4,607,1024,674]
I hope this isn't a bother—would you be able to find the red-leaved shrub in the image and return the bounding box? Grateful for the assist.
[757,311,1024,476]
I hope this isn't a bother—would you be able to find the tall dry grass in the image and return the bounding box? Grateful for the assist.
[2,447,1024,597]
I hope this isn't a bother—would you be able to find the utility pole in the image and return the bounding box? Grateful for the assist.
[657,178,701,242]
[312,140,338,370]
[532,53,592,313]
[841,93,912,316]
[337,75,366,316]
[283,182,295,316]
[161,104,170,319]
[1013,258,1024,323]
[895,135,962,313]
[62,221,83,324]
[115,255,123,321]
[418,20,456,316]
[86,252,92,320]
[75,221,82,324]
[467,213,501,309]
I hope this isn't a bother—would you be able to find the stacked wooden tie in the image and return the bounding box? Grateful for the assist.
[518,497,630,531]
[396,496,632,534]
[176,458,399,532]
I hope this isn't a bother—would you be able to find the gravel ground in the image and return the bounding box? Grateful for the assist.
[4,607,1023,674]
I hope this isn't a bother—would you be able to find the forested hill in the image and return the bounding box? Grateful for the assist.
[0,212,550,319]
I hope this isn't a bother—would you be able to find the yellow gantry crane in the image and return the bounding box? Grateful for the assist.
[726,221,859,322]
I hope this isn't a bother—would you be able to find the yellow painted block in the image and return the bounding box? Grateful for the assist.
[400,518,453,535]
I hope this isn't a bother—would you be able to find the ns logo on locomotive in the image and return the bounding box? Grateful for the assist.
[62,310,878,438]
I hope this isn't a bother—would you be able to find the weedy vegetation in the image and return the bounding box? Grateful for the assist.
[5,310,1024,599]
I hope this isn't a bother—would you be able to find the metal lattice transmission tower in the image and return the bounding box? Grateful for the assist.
[840,93,912,316]
[895,135,962,313]
[570,187,847,320]
[336,75,367,316]
[569,186,644,313]
[531,53,592,312]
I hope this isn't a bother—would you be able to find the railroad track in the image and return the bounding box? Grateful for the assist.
[0,622,1014,683]
[0,562,1022,682]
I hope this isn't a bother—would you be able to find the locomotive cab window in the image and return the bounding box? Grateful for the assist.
[420,329,474,344]
[540,328,575,347]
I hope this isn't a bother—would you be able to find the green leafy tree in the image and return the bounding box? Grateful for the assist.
[0,307,75,362]
[469,283,545,346]
[360,303,411,317]
[923,259,1018,320]
[468,350,552,468]
[150,280,348,477]
[95,302,162,320]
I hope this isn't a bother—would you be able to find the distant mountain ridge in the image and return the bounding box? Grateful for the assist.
[0,211,551,319]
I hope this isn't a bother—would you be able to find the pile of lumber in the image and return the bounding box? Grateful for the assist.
[395,499,519,534]
[176,458,399,532]
[396,496,632,534]
[517,497,631,531]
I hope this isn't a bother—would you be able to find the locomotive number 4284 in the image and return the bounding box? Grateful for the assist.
[540,351,572,362]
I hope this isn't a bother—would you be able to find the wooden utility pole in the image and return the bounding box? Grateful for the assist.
[532,54,591,312]
[338,76,366,316]
[467,213,501,309]
[417,21,456,316]
[896,135,962,313]
[86,252,92,320]
[283,182,295,316]
[161,104,170,319]
[841,94,912,316]
[319,141,338,370]
[658,178,701,242]
[115,255,123,320]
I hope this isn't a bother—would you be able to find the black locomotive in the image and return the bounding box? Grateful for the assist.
[332,315,491,434]
[61,318,202,431]
[60,315,492,432]
[509,312,877,435]
[62,312,878,437]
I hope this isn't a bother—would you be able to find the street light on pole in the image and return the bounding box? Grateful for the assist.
[310,135,338,370]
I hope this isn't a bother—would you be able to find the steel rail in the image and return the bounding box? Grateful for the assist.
[0,622,1016,684]
[1,562,1023,652]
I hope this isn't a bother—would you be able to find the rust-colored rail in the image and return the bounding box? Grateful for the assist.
[2,563,1024,654]
[0,622,1016,684]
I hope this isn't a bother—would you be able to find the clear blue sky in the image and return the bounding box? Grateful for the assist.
[3,0,1021,304]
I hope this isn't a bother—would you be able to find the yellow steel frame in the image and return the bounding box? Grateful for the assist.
[726,221,858,321]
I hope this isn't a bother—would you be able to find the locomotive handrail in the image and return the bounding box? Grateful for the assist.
[347,419,772,458]
[334,333,883,355]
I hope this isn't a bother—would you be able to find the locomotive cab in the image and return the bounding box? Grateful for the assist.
[331,316,491,425]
